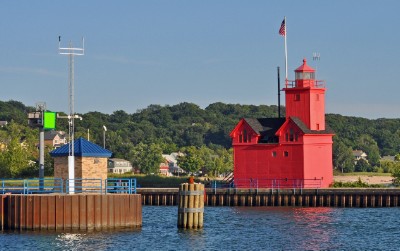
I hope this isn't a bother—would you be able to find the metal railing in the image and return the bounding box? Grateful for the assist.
[1,178,137,195]
[1,179,26,194]
[285,80,326,88]
[209,178,322,194]
[233,178,322,190]
[1,178,64,194]
[105,178,137,194]
[66,178,103,194]
[25,178,63,194]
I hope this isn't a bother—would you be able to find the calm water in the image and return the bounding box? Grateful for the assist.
[1,206,400,250]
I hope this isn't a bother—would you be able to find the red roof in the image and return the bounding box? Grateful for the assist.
[295,58,315,72]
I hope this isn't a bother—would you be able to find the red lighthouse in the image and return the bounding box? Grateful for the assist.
[230,59,334,188]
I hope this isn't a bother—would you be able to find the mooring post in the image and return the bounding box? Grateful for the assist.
[177,181,204,229]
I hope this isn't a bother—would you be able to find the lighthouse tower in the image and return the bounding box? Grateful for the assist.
[284,59,326,131]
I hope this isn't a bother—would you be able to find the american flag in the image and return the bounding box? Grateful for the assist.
[279,19,286,36]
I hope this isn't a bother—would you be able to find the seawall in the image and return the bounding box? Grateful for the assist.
[0,194,142,231]
[139,188,400,207]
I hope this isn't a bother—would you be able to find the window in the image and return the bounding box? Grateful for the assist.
[295,133,299,142]
[316,94,320,101]
[243,130,247,143]
[284,151,289,157]
[289,129,294,142]
[239,135,243,143]
[272,151,277,157]
[295,94,300,101]
[285,133,289,142]
[316,124,320,130]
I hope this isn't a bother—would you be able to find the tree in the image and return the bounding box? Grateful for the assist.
[355,158,372,172]
[333,139,355,173]
[177,146,204,174]
[129,143,163,174]
[391,162,400,185]
[0,122,34,177]
[208,148,233,177]
[356,134,380,167]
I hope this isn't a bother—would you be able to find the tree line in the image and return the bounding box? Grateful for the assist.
[0,100,399,178]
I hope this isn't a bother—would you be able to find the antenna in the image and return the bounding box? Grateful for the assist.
[313,52,320,79]
[58,36,84,194]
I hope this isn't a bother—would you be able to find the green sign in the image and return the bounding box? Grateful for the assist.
[43,111,56,130]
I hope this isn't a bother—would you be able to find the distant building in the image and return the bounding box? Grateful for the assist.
[108,158,133,174]
[0,121,8,127]
[44,130,67,148]
[352,150,368,163]
[381,155,395,162]
[160,152,186,176]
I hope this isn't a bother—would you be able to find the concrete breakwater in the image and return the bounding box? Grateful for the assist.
[139,188,400,207]
[0,194,142,231]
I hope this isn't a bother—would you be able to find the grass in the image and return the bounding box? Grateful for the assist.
[333,171,392,177]
[108,173,203,188]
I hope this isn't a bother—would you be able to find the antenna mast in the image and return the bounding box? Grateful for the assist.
[59,36,84,194]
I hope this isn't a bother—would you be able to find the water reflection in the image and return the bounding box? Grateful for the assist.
[292,207,338,250]
[1,207,400,250]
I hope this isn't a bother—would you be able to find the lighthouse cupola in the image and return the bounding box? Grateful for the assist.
[294,58,315,88]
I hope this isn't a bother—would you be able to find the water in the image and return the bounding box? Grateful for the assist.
[1,206,400,250]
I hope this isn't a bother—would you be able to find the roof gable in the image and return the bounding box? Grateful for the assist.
[50,137,112,157]
[276,117,334,135]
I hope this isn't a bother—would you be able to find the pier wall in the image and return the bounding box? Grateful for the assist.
[139,188,400,207]
[0,194,142,231]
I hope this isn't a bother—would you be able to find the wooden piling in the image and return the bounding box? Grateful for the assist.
[177,183,204,229]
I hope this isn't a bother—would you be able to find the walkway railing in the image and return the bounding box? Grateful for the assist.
[210,178,322,193]
[1,178,64,194]
[1,178,137,195]
[105,178,137,194]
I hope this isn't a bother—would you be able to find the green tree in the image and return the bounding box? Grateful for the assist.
[208,148,233,177]
[391,162,400,185]
[0,122,34,177]
[129,142,163,174]
[355,158,372,172]
[356,134,380,167]
[177,146,204,174]
[333,139,355,173]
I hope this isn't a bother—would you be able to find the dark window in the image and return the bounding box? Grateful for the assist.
[285,133,289,142]
[243,130,247,143]
[239,134,242,143]
[272,151,277,157]
[295,94,300,101]
[289,128,294,142]
[284,151,289,157]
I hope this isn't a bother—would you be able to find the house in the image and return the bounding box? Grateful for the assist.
[230,59,334,188]
[44,130,67,148]
[160,152,186,176]
[381,155,395,162]
[353,150,368,163]
[0,121,7,127]
[108,158,133,174]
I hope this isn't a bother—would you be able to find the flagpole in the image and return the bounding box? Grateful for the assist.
[284,16,288,84]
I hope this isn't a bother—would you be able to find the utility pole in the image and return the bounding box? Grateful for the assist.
[59,36,84,194]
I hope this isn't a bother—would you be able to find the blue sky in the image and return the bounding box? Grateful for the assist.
[1,1,399,119]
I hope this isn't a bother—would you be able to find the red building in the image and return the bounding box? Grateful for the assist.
[230,59,334,188]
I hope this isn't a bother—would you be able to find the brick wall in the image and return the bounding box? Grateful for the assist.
[54,156,107,181]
